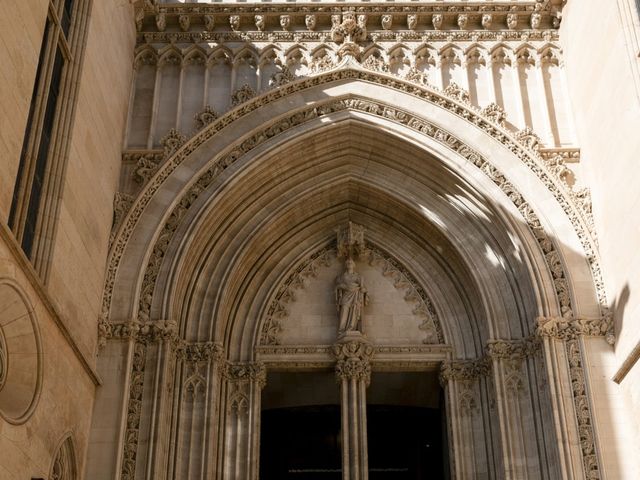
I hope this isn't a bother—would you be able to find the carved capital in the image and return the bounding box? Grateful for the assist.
[224,361,267,389]
[486,336,540,360]
[536,314,615,344]
[334,338,374,385]
[178,341,225,364]
[439,358,490,385]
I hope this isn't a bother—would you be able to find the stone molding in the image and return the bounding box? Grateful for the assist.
[134,1,562,43]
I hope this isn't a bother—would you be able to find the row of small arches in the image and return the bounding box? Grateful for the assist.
[126,40,569,151]
[134,42,562,69]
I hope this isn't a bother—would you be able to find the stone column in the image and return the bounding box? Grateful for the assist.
[221,362,266,480]
[439,358,491,479]
[536,315,613,480]
[334,334,374,480]
[173,342,225,480]
[485,338,540,480]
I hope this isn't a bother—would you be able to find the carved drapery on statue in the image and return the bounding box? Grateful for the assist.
[335,258,368,335]
[335,223,369,336]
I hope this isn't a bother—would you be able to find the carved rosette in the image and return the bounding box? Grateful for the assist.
[334,339,374,385]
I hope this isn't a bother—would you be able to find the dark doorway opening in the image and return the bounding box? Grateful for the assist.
[261,405,342,480]
[259,370,447,479]
[367,405,444,480]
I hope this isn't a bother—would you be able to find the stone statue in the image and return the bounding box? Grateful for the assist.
[335,258,368,334]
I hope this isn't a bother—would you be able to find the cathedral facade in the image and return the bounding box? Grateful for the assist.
[1,1,640,479]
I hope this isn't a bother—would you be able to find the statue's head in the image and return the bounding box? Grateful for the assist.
[346,258,356,272]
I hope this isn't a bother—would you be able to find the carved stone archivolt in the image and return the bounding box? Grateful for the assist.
[104,69,604,335]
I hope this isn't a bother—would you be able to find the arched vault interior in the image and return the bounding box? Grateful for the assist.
[152,119,543,359]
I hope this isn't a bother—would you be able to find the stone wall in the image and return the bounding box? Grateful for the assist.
[0,0,48,220]
[0,0,136,477]
[561,0,640,476]
[45,0,137,360]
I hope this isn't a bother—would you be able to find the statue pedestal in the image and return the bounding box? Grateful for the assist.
[333,334,373,480]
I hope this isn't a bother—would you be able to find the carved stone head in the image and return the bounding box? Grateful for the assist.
[381,14,393,30]
[305,14,317,31]
[457,14,468,30]
[229,15,240,31]
[407,14,418,30]
[482,14,492,30]
[280,15,291,31]
[432,14,443,30]
[254,15,265,31]
[530,12,542,30]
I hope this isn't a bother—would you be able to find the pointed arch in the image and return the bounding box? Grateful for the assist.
[50,434,77,480]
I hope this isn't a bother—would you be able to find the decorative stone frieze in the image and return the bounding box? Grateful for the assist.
[133,2,561,45]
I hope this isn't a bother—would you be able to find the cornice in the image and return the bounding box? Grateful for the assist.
[134,1,562,44]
